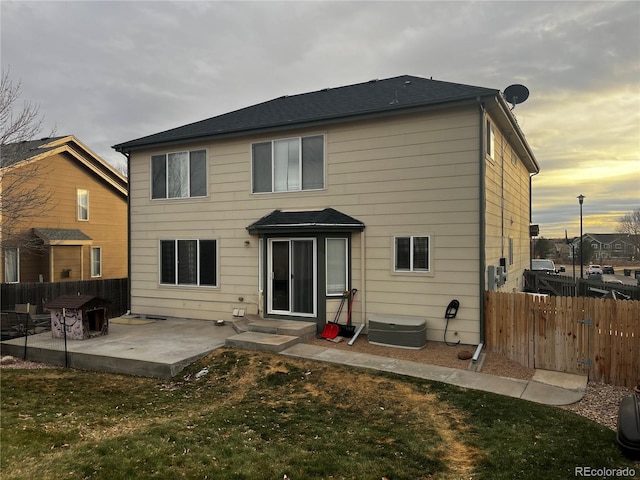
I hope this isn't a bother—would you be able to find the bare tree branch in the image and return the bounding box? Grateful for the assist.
[1,68,56,253]
[616,207,640,258]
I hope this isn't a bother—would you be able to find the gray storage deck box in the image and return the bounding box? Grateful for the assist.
[368,314,427,349]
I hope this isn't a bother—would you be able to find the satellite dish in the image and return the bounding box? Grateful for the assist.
[504,84,529,109]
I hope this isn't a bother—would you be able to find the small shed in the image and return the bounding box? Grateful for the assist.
[44,295,111,340]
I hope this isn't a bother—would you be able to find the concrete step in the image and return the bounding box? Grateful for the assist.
[225,331,301,353]
[231,317,317,339]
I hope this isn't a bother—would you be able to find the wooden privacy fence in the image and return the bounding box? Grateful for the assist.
[1,278,129,319]
[485,291,639,387]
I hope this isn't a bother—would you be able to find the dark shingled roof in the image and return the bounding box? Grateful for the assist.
[114,75,498,152]
[44,295,111,310]
[1,137,66,168]
[247,208,364,234]
[34,228,92,242]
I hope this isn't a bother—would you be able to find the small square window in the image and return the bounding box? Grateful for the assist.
[394,236,430,272]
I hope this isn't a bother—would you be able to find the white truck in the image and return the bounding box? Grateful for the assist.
[531,259,564,274]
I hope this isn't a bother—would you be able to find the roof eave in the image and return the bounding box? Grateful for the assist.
[488,95,540,174]
[113,95,492,154]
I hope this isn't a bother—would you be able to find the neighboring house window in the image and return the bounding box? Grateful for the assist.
[326,238,348,296]
[252,135,324,193]
[91,247,102,277]
[151,150,207,199]
[5,248,19,283]
[160,239,217,286]
[615,243,621,250]
[486,120,495,159]
[77,189,89,220]
[394,236,429,272]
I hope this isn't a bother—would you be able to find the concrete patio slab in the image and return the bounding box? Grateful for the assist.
[1,317,235,378]
[1,318,587,406]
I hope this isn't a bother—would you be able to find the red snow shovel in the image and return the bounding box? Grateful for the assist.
[319,290,350,339]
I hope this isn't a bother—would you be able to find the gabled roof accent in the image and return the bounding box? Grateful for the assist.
[2,136,127,197]
[34,228,93,246]
[247,208,365,234]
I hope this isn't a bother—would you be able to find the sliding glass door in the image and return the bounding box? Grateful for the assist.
[268,238,316,316]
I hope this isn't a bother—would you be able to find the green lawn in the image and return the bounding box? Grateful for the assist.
[1,349,637,479]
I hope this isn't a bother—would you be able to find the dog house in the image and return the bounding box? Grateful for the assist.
[45,295,111,340]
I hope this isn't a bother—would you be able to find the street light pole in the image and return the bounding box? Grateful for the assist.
[578,195,585,279]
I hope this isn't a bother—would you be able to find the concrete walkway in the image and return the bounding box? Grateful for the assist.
[280,343,587,406]
[1,317,587,406]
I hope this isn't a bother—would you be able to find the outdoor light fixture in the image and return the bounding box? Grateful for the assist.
[578,195,585,279]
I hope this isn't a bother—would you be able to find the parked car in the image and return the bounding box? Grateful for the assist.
[602,265,615,274]
[586,264,603,275]
[532,259,559,273]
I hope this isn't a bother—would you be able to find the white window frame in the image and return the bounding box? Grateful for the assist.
[4,248,19,283]
[486,119,495,160]
[91,247,102,277]
[393,235,431,273]
[151,149,208,200]
[77,189,89,221]
[326,238,348,296]
[251,135,325,194]
[159,239,218,287]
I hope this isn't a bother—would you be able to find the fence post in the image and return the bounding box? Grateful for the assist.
[22,312,28,360]
[63,308,69,368]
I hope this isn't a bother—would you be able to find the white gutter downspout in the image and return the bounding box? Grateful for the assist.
[360,228,366,328]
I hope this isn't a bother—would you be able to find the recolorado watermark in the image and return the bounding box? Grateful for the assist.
[575,466,636,477]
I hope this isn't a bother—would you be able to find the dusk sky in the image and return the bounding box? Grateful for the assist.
[2,0,638,238]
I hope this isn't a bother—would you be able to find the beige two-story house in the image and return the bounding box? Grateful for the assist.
[1,136,128,283]
[114,75,539,345]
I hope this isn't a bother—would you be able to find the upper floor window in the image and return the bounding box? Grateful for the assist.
[151,150,207,199]
[77,189,89,221]
[394,235,430,272]
[252,135,324,193]
[486,120,495,160]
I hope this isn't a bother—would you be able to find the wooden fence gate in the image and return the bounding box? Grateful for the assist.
[529,295,591,376]
[485,291,639,387]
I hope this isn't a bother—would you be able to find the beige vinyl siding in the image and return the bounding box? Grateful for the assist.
[484,114,532,293]
[128,106,499,344]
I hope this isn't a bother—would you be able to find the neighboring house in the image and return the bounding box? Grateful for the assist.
[572,233,639,261]
[1,136,128,283]
[114,75,539,345]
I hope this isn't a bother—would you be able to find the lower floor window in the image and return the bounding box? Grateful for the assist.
[326,238,348,295]
[395,236,430,272]
[160,239,217,286]
[91,247,102,277]
[4,248,19,283]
